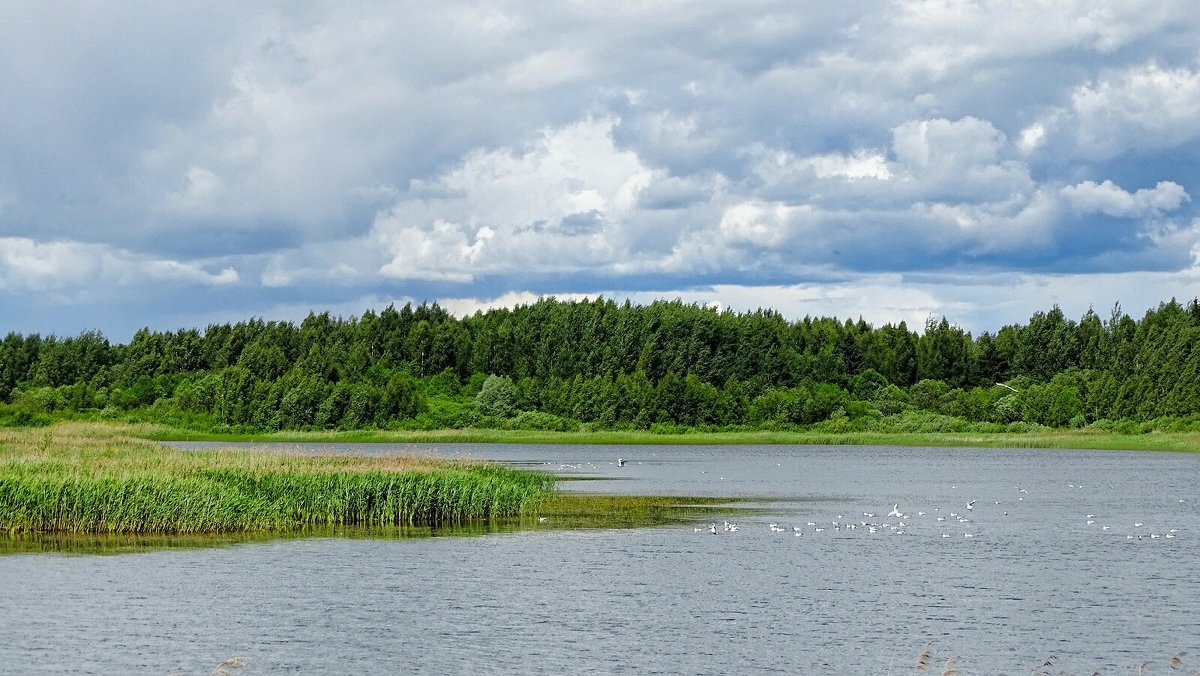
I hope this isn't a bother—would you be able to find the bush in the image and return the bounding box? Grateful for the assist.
[509,411,579,432]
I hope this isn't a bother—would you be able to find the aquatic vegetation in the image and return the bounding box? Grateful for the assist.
[532,493,753,529]
[0,423,552,534]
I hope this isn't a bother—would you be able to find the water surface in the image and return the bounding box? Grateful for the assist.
[2,443,1197,674]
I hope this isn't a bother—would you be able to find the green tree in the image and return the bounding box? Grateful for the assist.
[475,375,518,418]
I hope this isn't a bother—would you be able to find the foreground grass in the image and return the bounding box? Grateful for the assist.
[131,423,1200,452]
[0,423,553,534]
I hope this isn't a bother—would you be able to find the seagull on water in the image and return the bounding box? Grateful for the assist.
[888,504,902,518]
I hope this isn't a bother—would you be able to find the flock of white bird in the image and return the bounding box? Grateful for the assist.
[691,484,1188,542]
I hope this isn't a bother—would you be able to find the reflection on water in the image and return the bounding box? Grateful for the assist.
[2,522,526,556]
[2,442,1198,674]
[2,495,765,555]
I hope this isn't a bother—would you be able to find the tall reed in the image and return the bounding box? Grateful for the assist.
[1,423,552,534]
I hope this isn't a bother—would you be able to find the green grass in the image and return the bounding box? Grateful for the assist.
[128,423,1200,452]
[0,423,553,534]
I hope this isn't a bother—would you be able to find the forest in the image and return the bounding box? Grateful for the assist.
[3,296,1200,434]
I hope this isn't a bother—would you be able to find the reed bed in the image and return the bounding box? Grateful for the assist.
[1,423,552,534]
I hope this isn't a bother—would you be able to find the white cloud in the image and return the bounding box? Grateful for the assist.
[372,117,653,280]
[1057,62,1200,159]
[0,237,238,293]
[1016,123,1046,154]
[719,201,804,247]
[438,290,595,318]
[802,150,893,181]
[892,116,1005,171]
[1061,179,1190,217]
[753,148,892,184]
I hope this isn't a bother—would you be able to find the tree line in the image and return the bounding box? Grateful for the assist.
[3,296,1200,432]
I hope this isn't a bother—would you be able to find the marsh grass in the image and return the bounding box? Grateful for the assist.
[1,423,552,534]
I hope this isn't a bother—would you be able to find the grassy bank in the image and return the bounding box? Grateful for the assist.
[0,423,553,534]
[129,423,1200,452]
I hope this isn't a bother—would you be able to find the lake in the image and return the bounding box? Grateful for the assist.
[2,443,1197,674]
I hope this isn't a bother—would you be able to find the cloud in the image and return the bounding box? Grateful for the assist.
[719,201,805,247]
[1061,179,1190,217]
[0,237,238,295]
[1048,62,1200,160]
[4,3,1200,340]
[372,117,652,280]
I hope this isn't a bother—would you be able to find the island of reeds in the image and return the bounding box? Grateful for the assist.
[0,423,553,534]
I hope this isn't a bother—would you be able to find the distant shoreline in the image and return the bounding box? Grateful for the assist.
[131,423,1200,453]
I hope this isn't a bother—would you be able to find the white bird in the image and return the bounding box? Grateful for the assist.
[1134,522,1144,528]
[941,533,950,538]
[966,501,975,511]
[710,523,718,535]
[617,458,625,467]
[888,504,902,517]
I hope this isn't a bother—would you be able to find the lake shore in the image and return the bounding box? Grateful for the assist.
[129,423,1200,452]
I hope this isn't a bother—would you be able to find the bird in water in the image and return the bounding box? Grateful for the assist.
[617,458,625,467]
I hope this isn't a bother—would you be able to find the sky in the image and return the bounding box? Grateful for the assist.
[3,2,1200,342]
